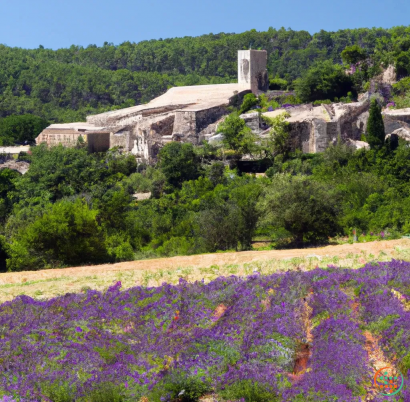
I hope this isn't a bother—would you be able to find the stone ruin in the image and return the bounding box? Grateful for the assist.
[243,99,372,153]
[37,50,268,161]
[36,53,410,160]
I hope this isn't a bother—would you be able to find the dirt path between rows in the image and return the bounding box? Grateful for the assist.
[1,239,409,302]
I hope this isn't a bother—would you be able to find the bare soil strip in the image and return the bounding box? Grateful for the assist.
[289,294,313,384]
[345,287,398,401]
[0,239,409,303]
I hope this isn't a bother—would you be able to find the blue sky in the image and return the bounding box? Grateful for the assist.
[1,0,410,49]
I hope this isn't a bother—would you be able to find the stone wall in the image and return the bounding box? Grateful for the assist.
[36,129,85,147]
[150,116,175,137]
[312,119,329,152]
[289,122,311,153]
[326,122,339,144]
[172,111,197,142]
[109,130,131,150]
[196,106,228,135]
[383,110,410,134]
[87,133,110,153]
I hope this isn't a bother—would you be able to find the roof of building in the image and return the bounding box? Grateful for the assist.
[38,129,85,135]
[0,146,31,154]
[132,192,151,200]
[87,83,250,124]
[47,122,105,131]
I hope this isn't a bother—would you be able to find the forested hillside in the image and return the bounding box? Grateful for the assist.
[2,25,410,122]
[3,26,410,272]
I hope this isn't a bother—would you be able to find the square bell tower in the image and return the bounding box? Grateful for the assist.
[238,50,269,94]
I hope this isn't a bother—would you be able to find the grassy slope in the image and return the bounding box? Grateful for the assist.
[1,238,410,303]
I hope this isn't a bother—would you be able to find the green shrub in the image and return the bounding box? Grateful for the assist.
[41,381,76,402]
[240,93,259,114]
[259,94,280,112]
[365,315,400,335]
[217,113,255,155]
[294,60,355,103]
[366,99,386,150]
[269,77,288,90]
[152,371,211,402]
[106,233,135,262]
[158,142,202,189]
[0,114,49,145]
[312,99,332,105]
[155,236,195,257]
[84,382,124,402]
[219,380,278,402]
[7,199,108,271]
[400,353,410,376]
[258,175,342,246]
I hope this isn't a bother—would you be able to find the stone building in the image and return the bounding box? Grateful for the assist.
[37,50,407,158]
[37,50,269,161]
[35,123,111,153]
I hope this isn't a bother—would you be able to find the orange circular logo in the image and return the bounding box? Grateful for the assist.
[374,367,404,396]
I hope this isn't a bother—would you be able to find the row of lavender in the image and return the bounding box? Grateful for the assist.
[0,261,409,401]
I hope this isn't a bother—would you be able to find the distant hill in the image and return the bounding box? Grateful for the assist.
[1,26,409,122]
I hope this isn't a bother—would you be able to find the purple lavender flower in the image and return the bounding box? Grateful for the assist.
[2,261,410,400]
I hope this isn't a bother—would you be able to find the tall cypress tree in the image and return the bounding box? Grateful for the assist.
[366,98,385,149]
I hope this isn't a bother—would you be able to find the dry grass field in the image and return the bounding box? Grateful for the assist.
[1,238,410,303]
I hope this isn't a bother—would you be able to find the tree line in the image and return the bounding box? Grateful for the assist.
[3,26,410,122]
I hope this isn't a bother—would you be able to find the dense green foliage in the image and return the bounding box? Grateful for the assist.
[3,26,410,122]
[239,93,259,114]
[341,45,368,65]
[258,175,341,245]
[366,99,386,149]
[294,60,356,102]
[0,114,48,145]
[1,130,410,271]
[158,142,202,189]
[217,113,255,155]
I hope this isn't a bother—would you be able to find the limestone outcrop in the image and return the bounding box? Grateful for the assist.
[346,139,370,151]
[0,160,30,174]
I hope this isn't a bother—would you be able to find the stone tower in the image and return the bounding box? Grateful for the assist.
[238,50,269,94]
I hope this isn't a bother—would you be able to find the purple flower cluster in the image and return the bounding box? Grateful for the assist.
[0,261,409,400]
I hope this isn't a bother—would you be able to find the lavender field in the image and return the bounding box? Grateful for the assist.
[1,261,410,402]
